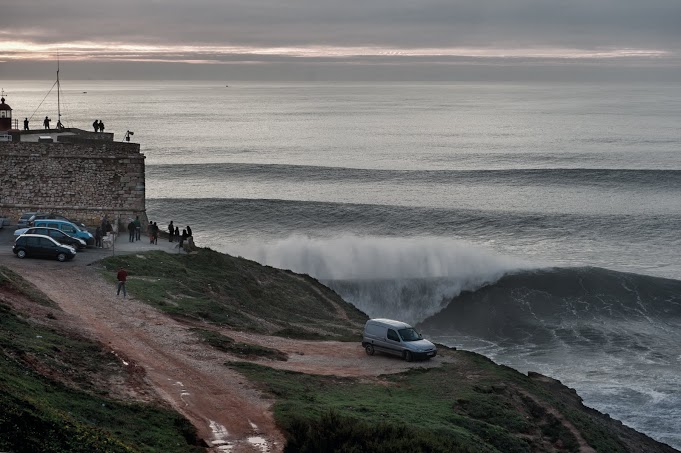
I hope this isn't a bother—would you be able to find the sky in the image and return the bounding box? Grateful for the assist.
[1,0,680,81]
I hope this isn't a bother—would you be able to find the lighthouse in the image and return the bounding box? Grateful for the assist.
[0,96,12,131]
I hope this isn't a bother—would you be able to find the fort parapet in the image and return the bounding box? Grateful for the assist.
[0,129,147,228]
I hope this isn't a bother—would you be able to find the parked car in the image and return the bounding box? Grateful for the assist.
[362,318,437,361]
[13,234,77,262]
[17,212,38,228]
[14,227,87,249]
[29,213,86,229]
[32,219,95,246]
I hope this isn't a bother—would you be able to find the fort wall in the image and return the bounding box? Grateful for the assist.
[0,140,147,228]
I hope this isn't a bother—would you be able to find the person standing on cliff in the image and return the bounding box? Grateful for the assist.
[168,221,174,242]
[179,229,188,250]
[93,119,99,132]
[152,222,159,244]
[186,225,192,237]
[116,267,128,299]
[174,226,180,242]
[23,118,29,130]
[98,120,105,133]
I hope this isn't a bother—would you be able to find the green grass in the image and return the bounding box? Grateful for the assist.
[191,327,288,361]
[0,289,202,452]
[227,356,590,453]
[98,249,367,339]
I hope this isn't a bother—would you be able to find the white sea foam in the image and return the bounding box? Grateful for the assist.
[230,234,537,323]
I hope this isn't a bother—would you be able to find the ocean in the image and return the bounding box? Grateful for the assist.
[8,80,681,448]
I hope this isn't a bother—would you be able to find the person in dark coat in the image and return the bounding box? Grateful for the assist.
[174,226,180,242]
[23,118,29,130]
[98,120,105,133]
[94,226,103,248]
[152,222,159,244]
[168,221,174,242]
[186,225,192,237]
[179,229,188,249]
[134,216,141,241]
[43,116,50,129]
[93,120,98,132]
[127,220,136,242]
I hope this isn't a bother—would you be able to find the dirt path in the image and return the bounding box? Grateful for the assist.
[8,260,455,452]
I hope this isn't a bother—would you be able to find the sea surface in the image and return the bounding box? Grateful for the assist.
[8,80,681,448]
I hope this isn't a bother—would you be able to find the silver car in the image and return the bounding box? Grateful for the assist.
[362,318,437,362]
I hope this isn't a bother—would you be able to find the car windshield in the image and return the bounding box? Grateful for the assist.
[398,328,422,342]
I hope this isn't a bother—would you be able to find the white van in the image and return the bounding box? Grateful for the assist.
[362,318,437,362]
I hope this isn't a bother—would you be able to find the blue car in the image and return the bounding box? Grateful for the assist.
[32,219,95,246]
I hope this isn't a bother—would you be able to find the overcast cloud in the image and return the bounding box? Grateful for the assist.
[1,0,679,80]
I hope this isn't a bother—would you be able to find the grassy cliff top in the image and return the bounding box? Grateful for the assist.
[98,248,368,340]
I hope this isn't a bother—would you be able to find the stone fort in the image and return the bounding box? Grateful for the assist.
[0,97,147,228]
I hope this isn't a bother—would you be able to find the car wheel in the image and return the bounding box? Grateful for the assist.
[57,253,67,262]
[404,351,413,362]
[17,249,27,259]
[365,344,375,356]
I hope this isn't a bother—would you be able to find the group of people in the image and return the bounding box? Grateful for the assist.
[95,216,115,248]
[21,117,97,132]
[126,217,143,242]
[92,119,105,133]
[166,220,193,249]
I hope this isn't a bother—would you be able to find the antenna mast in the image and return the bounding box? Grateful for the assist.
[57,54,61,128]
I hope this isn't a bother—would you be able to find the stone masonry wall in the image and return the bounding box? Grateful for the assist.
[0,141,148,229]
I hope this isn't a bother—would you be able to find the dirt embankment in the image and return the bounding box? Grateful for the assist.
[3,260,455,452]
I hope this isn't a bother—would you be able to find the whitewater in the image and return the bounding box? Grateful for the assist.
[7,80,681,448]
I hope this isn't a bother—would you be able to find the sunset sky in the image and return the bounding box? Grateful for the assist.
[1,0,679,80]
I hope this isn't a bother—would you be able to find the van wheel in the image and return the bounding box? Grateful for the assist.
[365,344,375,356]
[404,351,413,362]
[17,249,27,259]
[57,253,67,262]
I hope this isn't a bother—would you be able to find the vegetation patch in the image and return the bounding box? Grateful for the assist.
[0,292,202,452]
[98,249,367,339]
[191,327,287,361]
[227,357,589,452]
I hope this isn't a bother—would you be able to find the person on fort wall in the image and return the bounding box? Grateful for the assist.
[43,116,51,129]
[168,221,175,242]
[23,118,29,130]
[94,226,103,248]
[127,219,136,243]
[98,120,105,133]
[134,216,141,241]
[93,120,99,132]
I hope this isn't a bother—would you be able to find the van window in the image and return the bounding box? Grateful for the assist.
[62,225,77,234]
[47,223,59,229]
[387,329,400,342]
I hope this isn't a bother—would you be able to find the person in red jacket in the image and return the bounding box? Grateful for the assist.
[116,267,128,298]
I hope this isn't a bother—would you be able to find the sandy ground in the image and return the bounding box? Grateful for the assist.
[0,227,455,452]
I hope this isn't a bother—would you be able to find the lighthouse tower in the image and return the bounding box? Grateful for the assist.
[0,96,12,131]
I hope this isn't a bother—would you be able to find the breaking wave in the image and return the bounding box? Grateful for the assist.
[228,234,535,323]
[419,266,681,346]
